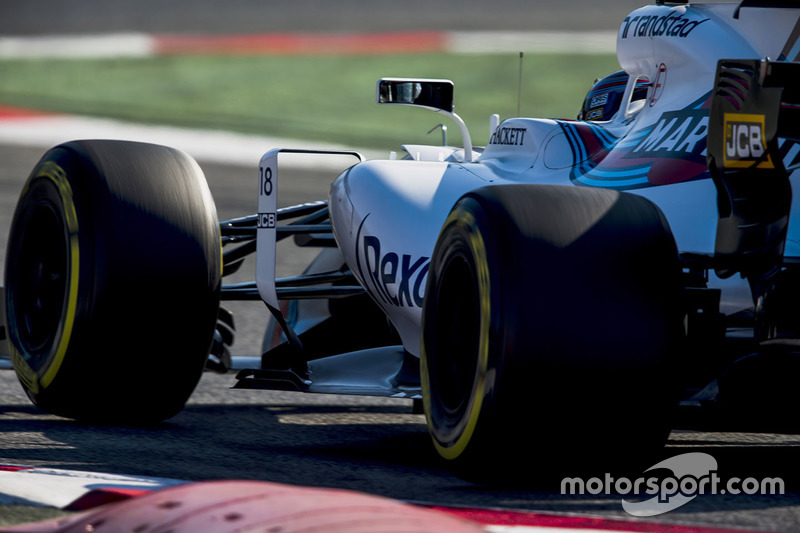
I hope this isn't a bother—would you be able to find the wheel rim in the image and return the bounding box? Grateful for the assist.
[14,200,69,361]
[429,249,481,431]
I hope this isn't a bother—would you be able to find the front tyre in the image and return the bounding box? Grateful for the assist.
[422,185,683,482]
[5,140,221,424]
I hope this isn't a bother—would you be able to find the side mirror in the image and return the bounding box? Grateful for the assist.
[376,78,454,113]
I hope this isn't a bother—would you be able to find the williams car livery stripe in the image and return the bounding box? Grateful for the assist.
[562,93,712,190]
[560,121,651,189]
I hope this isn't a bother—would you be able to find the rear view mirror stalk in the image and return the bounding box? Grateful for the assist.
[377,78,474,162]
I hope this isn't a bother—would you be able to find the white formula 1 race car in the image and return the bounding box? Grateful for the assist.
[2,0,800,482]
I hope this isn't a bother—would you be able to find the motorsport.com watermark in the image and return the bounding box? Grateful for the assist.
[561,452,784,517]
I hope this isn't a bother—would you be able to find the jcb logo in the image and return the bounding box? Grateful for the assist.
[723,113,774,169]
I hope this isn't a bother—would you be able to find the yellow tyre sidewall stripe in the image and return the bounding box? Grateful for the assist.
[10,161,79,394]
[422,207,492,461]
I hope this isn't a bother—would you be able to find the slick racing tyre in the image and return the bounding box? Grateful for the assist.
[4,140,221,423]
[421,185,683,483]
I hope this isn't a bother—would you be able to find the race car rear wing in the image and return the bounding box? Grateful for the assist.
[706,58,800,280]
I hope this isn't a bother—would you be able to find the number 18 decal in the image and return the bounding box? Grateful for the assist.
[260,166,273,196]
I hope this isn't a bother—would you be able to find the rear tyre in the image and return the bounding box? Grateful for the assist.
[422,185,683,483]
[4,140,221,423]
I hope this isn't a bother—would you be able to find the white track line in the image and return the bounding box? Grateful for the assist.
[0,465,182,508]
[447,31,617,54]
[0,33,154,58]
[0,114,383,168]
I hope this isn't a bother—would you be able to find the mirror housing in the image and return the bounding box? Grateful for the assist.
[376,77,473,162]
[377,78,454,113]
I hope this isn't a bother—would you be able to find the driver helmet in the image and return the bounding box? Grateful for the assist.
[578,70,649,121]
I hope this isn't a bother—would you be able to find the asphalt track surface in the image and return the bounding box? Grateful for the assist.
[3,1,800,531]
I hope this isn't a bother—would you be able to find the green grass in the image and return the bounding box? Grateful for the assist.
[0,53,621,148]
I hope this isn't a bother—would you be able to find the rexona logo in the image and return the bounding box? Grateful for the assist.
[629,109,708,160]
[723,113,774,169]
[355,217,429,308]
[621,11,709,39]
